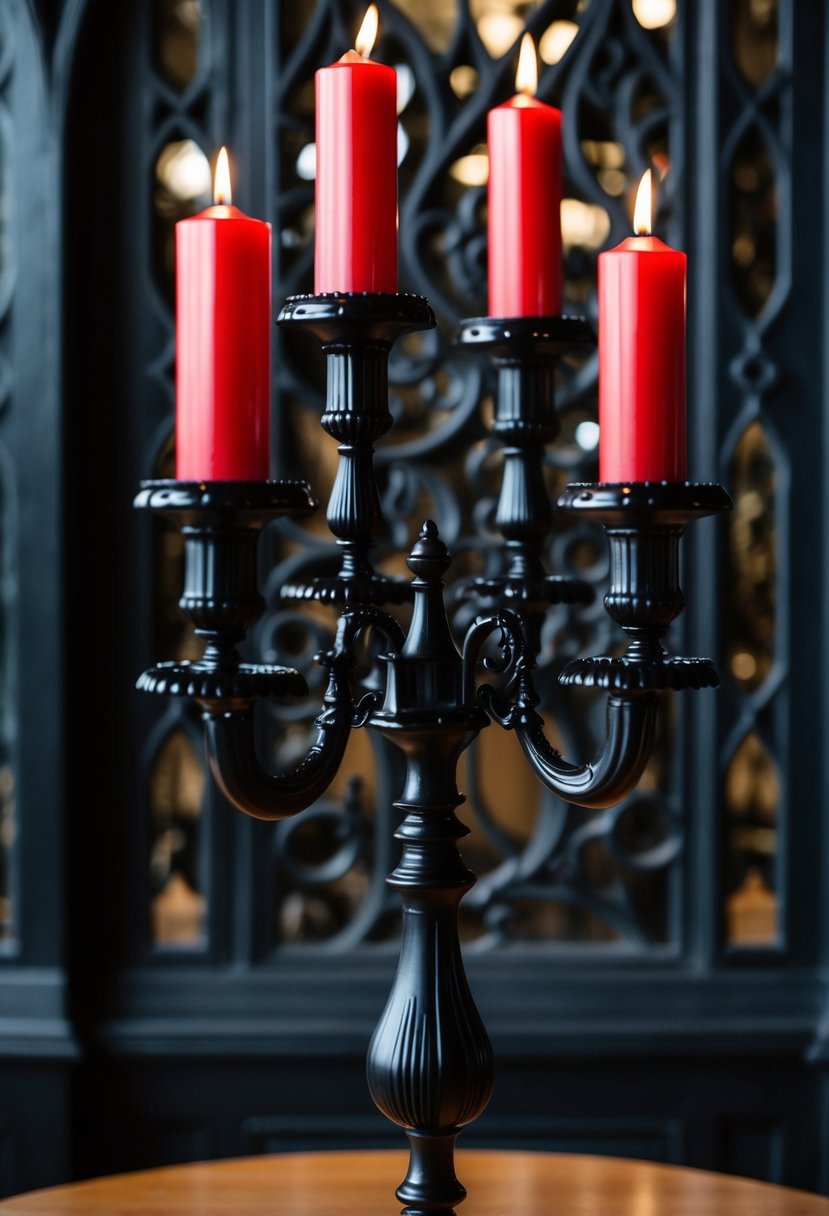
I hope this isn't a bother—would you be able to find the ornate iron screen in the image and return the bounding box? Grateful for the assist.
[138,0,786,960]
[0,0,826,1199]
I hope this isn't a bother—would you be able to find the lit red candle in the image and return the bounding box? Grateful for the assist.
[488,34,563,317]
[598,170,686,483]
[315,5,397,294]
[175,148,271,481]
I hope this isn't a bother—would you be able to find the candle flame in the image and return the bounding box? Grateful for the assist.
[355,4,379,57]
[214,146,232,206]
[515,32,538,95]
[633,168,652,235]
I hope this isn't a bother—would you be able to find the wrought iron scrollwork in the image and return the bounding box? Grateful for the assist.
[263,0,690,952]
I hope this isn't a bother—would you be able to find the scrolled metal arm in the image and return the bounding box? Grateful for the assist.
[505,691,659,810]
[200,653,354,822]
[199,606,404,822]
[469,612,659,811]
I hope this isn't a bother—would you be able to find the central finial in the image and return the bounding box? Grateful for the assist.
[407,520,451,582]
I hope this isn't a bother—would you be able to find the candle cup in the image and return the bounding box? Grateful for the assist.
[556,481,732,691]
[134,479,316,704]
[454,315,595,653]
[278,291,435,606]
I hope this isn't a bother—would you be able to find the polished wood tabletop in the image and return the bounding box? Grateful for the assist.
[2,1149,829,1215]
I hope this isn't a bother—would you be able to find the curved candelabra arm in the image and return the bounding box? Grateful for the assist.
[133,479,399,822]
[179,604,405,823]
[485,682,659,810]
[469,483,732,811]
[466,611,659,810]
[199,650,357,822]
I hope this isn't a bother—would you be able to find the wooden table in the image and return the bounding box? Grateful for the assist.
[2,1150,829,1215]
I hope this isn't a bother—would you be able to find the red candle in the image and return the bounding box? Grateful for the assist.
[175,148,271,481]
[598,170,686,483]
[488,34,563,317]
[315,5,397,294]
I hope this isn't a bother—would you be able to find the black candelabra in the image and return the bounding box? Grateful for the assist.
[136,291,730,1216]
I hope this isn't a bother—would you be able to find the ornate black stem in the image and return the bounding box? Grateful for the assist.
[367,523,493,1216]
[454,316,596,650]
[278,293,435,606]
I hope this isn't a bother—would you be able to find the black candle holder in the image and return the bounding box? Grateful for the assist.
[277,292,435,605]
[455,315,595,654]
[135,479,315,701]
[556,481,732,690]
[137,295,731,1216]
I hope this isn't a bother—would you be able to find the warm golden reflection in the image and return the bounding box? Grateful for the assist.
[151,872,206,946]
[633,0,677,30]
[449,64,479,97]
[150,729,206,948]
[560,198,611,250]
[581,140,627,197]
[726,420,777,692]
[449,145,489,186]
[154,0,202,91]
[733,0,778,88]
[539,20,578,65]
[729,128,777,316]
[582,140,626,168]
[727,868,778,946]
[156,140,211,203]
[390,0,458,52]
[470,0,524,58]
[154,142,212,300]
[724,732,779,947]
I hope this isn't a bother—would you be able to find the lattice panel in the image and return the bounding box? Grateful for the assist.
[137,0,793,959]
[719,0,788,951]
[261,0,686,951]
[146,0,214,951]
